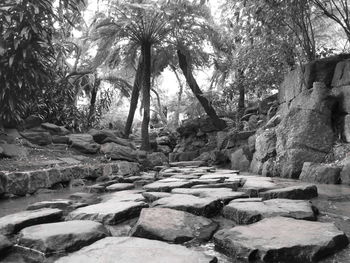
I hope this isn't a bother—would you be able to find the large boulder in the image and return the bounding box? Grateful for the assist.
[213,217,348,263]
[144,152,169,168]
[18,220,109,255]
[276,82,334,178]
[100,143,137,162]
[55,237,217,263]
[41,123,70,136]
[254,129,276,163]
[230,148,250,171]
[20,130,52,145]
[0,143,28,158]
[299,162,341,184]
[131,208,218,243]
[89,129,134,149]
[68,134,100,154]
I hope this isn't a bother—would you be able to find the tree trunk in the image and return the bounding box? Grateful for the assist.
[236,69,245,130]
[151,88,167,124]
[88,77,100,127]
[177,49,226,130]
[124,56,143,138]
[140,42,151,150]
[171,65,183,127]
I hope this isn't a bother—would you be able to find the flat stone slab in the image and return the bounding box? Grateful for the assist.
[169,161,206,167]
[200,173,236,180]
[27,199,72,210]
[152,194,221,217]
[213,217,348,262]
[240,177,278,196]
[190,178,224,184]
[55,237,217,263]
[0,234,12,254]
[0,208,63,235]
[142,192,172,202]
[66,201,148,224]
[105,183,134,192]
[131,208,218,243]
[171,174,201,180]
[223,199,317,224]
[192,182,239,190]
[172,188,247,203]
[143,180,194,192]
[102,190,145,203]
[18,220,109,255]
[260,185,318,200]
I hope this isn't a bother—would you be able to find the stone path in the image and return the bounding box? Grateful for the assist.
[0,162,348,263]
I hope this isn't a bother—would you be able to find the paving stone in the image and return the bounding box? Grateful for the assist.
[105,183,134,192]
[143,180,194,192]
[131,208,218,243]
[190,178,224,185]
[260,184,318,200]
[142,192,172,202]
[171,188,247,203]
[0,208,63,235]
[101,190,145,203]
[66,201,148,225]
[171,174,201,180]
[18,220,109,255]
[213,217,348,262]
[240,176,278,196]
[152,194,222,217]
[222,198,317,224]
[55,237,217,263]
[26,199,72,210]
[191,182,239,190]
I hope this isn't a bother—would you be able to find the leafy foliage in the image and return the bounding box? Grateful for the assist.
[0,0,84,126]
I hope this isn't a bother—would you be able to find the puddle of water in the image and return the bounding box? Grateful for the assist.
[0,187,85,217]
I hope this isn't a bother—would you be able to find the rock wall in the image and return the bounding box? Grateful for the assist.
[0,161,140,197]
[253,55,350,180]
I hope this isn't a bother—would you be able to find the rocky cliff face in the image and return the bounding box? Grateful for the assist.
[254,55,350,179]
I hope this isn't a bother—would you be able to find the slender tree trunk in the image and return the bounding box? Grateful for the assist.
[141,42,151,150]
[171,65,183,127]
[236,69,245,130]
[124,56,143,138]
[88,77,100,127]
[151,88,167,124]
[177,49,226,130]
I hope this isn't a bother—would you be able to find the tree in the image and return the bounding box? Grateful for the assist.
[312,0,350,41]
[0,0,85,125]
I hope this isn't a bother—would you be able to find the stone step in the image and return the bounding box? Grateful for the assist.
[222,198,317,224]
[18,220,109,255]
[152,194,222,217]
[66,201,148,225]
[0,208,63,235]
[259,184,318,200]
[213,217,348,262]
[55,237,217,263]
[131,208,218,243]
